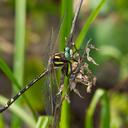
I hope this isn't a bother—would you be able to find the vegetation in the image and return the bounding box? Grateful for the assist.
[0,0,128,128]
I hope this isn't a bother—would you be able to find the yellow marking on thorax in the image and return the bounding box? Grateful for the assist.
[54,61,64,65]
[54,55,61,59]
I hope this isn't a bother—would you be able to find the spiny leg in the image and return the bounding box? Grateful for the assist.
[0,70,48,113]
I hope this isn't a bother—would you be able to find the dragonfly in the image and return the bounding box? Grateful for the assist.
[52,39,98,128]
[0,0,84,115]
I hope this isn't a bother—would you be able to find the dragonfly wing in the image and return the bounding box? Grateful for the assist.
[42,64,59,115]
[42,68,53,115]
[42,28,55,115]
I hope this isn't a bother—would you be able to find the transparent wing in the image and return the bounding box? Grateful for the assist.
[43,69,53,115]
[42,28,54,115]
[42,64,59,115]
[50,66,60,114]
[42,28,59,115]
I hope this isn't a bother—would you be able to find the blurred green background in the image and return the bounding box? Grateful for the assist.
[0,0,128,128]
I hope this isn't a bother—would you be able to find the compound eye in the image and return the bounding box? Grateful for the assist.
[65,52,70,60]
[65,47,70,52]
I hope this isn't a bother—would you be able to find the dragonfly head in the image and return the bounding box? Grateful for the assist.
[64,47,73,60]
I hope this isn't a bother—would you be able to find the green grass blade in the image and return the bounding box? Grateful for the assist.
[85,89,105,128]
[0,95,36,128]
[36,116,53,128]
[14,0,26,91]
[12,0,26,127]
[0,114,5,128]
[59,0,73,128]
[60,78,70,128]
[0,58,20,88]
[75,0,106,49]
[100,92,110,128]
[59,0,73,50]
[60,99,70,128]
[85,89,110,128]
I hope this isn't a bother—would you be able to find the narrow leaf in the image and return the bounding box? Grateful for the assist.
[85,89,110,128]
[36,116,53,128]
[76,0,106,49]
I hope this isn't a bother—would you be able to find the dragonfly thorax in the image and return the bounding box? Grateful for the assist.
[52,53,66,67]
